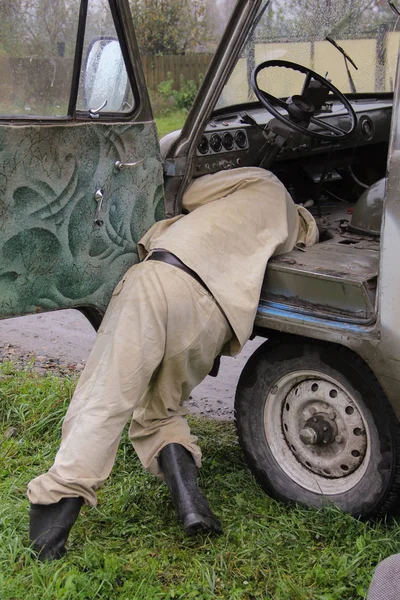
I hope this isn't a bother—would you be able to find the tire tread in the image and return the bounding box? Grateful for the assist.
[234,335,400,519]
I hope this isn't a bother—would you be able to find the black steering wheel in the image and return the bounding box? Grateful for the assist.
[251,60,357,141]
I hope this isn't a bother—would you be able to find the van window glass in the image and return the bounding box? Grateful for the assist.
[77,0,135,114]
[131,0,236,109]
[0,0,80,118]
[217,0,400,110]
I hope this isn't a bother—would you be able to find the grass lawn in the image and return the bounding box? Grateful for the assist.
[155,111,187,139]
[1,362,400,600]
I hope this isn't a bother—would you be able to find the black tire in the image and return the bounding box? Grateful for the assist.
[234,336,400,519]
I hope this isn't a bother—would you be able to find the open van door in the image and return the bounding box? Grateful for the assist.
[0,0,164,327]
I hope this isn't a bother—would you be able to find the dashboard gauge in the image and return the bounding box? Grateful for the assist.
[222,132,234,150]
[197,135,209,154]
[359,115,375,141]
[210,133,222,152]
[235,130,247,148]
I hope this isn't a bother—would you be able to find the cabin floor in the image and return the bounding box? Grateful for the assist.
[262,200,380,323]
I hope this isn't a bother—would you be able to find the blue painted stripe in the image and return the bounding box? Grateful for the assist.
[256,301,376,335]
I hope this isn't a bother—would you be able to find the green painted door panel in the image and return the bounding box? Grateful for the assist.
[0,121,164,318]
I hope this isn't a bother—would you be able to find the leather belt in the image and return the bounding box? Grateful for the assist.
[147,249,209,291]
[147,248,233,353]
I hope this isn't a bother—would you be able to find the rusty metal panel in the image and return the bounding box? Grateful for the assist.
[0,121,164,318]
[261,242,379,322]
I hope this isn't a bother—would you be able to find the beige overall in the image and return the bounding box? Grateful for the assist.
[27,168,317,506]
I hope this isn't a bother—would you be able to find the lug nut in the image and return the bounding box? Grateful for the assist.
[300,427,318,445]
[335,435,343,443]
[328,409,336,419]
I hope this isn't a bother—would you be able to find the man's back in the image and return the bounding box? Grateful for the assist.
[139,167,310,353]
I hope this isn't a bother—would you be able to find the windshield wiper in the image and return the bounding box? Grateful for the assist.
[388,1,400,17]
[326,36,358,93]
[326,37,358,71]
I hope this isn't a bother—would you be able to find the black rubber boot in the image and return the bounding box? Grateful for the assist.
[159,443,223,535]
[29,497,84,561]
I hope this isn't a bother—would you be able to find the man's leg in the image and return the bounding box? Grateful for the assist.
[129,265,232,533]
[27,262,170,558]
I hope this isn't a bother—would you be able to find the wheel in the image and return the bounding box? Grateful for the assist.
[234,337,400,518]
[251,59,357,140]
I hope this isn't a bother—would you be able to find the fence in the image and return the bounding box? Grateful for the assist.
[0,54,212,114]
[0,34,399,115]
[141,55,212,90]
[219,34,400,106]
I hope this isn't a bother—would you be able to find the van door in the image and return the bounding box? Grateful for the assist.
[0,0,164,325]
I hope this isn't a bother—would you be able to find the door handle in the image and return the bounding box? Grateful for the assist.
[94,188,104,226]
[114,159,144,171]
[89,100,108,118]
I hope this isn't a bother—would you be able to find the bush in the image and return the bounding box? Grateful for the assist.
[148,88,176,116]
[157,72,203,112]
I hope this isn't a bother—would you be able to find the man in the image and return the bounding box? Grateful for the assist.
[28,167,317,560]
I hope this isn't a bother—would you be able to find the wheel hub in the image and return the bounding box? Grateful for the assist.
[281,379,366,478]
[300,413,338,446]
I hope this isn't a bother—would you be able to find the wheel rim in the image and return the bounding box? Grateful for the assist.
[263,370,371,495]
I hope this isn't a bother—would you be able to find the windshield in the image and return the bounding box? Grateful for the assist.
[217,0,400,109]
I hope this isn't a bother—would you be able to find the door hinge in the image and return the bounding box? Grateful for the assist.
[163,157,188,177]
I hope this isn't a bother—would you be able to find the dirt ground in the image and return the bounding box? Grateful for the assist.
[0,309,264,419]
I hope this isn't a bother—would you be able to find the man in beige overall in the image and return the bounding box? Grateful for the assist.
[28,167,317,560]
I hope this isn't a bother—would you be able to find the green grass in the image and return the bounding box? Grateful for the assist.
[155,110,187,139]
[1,362,400,599]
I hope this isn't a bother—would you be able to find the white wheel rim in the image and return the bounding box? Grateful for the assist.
[263,370,371,495]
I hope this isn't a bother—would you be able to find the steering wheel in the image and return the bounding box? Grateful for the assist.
[251,60,357,141]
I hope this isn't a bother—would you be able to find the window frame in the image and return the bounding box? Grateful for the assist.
[0,0,150,124]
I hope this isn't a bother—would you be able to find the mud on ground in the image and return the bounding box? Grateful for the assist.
[0,310,264,420]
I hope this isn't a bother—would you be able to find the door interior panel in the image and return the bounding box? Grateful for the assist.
[0,121,164,317]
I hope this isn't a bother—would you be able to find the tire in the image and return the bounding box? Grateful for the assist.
[234,336,400,518]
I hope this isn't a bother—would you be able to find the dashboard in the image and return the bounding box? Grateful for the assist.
[193,98,392,179]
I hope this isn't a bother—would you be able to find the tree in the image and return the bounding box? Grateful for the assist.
[129,0,213,54]
[0,0,80,58]
[22,0,79,57]
[298,0,395,38]
[266,0,397,41]
[0,1,26,56]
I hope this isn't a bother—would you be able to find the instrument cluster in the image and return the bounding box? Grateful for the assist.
[196,129,249,156]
